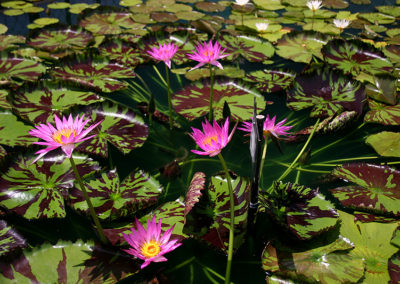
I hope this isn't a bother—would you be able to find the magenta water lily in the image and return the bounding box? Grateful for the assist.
[187,40,229,71]
[122,216,181,269]
[147,42,178,69]
[28,114,102,163]
[239,115,293,138]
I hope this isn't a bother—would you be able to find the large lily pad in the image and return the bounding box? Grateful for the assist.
[0,111,38,147]
[13,81,103,124]
[172,79,268,121]
[0,35,25,51]
[330,163,400,216]
[366,131,400,157]
[219,34,275,63]
[0,153,100,219]
[0,56,46,87]
[322,39,393,76]
[244,69,295,93]
[0,240,139,283]
[98,40,146,68]
[287,68,365,118]
[364,100,400,126]
[276,31,328,63]
[365,74,397,105]
[262,182,339,240]
[78,102,148,157]
[69,168,163,220]
[27,27,94,52]
[50,56,136,93]
[0,220,26,257]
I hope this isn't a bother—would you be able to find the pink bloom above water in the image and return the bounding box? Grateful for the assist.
[189,118,237,157]
[147,42,178,69]
[122,216,181,269]
[28,114,101,163]
[187,40,229,70]
[238,115,293,138]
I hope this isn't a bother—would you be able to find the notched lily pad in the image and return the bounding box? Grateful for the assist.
[98,40,146,67]
[330,163,400,216]
[0,55,46,87]
[364,100,400,126]
[0,220,26,257]
[366,131,400,157]
[0,35,25,51]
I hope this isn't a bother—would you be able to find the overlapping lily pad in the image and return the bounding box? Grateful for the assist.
[0,89,11,109]
[0,55,46,87]
[262,182,339,240]
[322,39,393,76]
[0,240,139,283]
[0,153,100,219]
[0,111,38,147]
[69,168,163,220]
[364,100,400,126]
[0,220,26,256]
[27,27,94,52]
[244,69,295,93]
[276,31,328,63]
[78,102,148,157]
[50,56,136,92]
[287,68,365,117]
[13,81,103,124]
[0,35,25,51]
[172,79,268,121]
[330,163,400,216]
[98,40,146,67]
[366,131,400,157]
[219,34,275,63]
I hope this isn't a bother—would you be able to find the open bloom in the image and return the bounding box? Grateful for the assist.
[189,118,237,157]
[122,216,181,269]
[255,22,269,32]
[147,42,178,69]
[333,19,350,30]
[238,115,293,138]
[28,114,101,163]
[235,0,249,5]
[187,40,229,71]
[307,0,323,12]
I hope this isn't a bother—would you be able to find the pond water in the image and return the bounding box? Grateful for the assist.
[0,0,399,283]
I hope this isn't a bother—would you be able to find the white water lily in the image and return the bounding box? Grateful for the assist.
[255,22,269,32]
[235,0,249,6]
[333,19,350,29]
[306,0,323,12]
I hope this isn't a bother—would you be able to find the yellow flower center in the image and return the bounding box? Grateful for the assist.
[141,240,161,258]
[203,50,214,57]
[52,128,76,144]
[203,135,218,146]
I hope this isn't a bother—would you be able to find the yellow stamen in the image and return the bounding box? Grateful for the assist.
[141,240,161,258]
[52,128,76,144]
[203,50,214,57]
[203,135,218,146]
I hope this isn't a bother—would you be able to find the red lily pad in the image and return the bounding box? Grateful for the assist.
[0,89,11,109]
[172,79,269,121]
[322,38,393,76]
[287,68,366,118]
[0,153,100,219]
[0,56,46,87]
[330,163,400,216]
[50,56,136,93]
[195,1,226,12]
[244,69,295,93]
[364,100,400,126]
[0,35,25,51]
[69,168,163,220]
[78,102,148,157]
[0,220,26,257]
[13,81,103,124]
[0,111,38,147]
[98,40,147,68]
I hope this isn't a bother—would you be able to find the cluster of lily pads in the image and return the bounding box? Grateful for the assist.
[0,0,400,283]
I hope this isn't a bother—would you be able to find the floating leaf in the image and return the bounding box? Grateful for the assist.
[262,182,339,240]
[330,163,400,216]
[365,74,397,105]
[0,153,100,219]
[13,81,103,124]
[195,1,226,12]
[389,252,400,283]
[78,102,148,157]
[98,40,146,67]
[33,18,59,26]
[220,34,274,63]
[366,131,400,157]
[364,100,400,126]
[0,240,139,283]
[358,12,395,25]
[276,31,328,63]
[244,69,295,93]
[383,44,400,65]
[0,111,37,147]
[287,68,365,118]
[322,39,393,76]
[354,212,399,223]
[0,56,46,87]
[0,35,25,51]
[151,12,178,22]
[172,79,268,121]
[70,168,163,220]
[184,172,206,220]
[182,66,245,81]
[252,0,285,10]
[0,24,7,35]
[0,89,11,109]
[50,57,136,93]
[0,220,26,257]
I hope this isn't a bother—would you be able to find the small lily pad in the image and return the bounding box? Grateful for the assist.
[366,131,400,157]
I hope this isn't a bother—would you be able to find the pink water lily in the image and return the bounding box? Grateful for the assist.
[238,115,293,138]
[28,114,101,163]
[147,42,178,69]
[122,216,181,269]
[187,40,229,70]
[189,118,237,157]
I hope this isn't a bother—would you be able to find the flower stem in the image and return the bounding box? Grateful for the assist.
[208,65,214,121]
[69,156,107,244]
[259,136,268,179]
[135,72,155,124]
[217,153,234,284]
[165,64,174,130]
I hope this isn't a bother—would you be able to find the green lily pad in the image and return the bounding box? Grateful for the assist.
[383,44,400,65]
[330,163,400,215]
[365,74,397,105]
[3,9,24,16]
[358,12,395,25]
[151,12,178,22]
[0,111,38,147]
[323,0,349,9]
[47,2,70,9]
[0,89,11,109]
[172,79,268,121]
[364,100,400,126]
[0,55,46,87]
[0,35,25,51]
[0,220,26,257]
[182,66,245,81]
[99,40,146,68]
[0,24,7,35]
[244,69,295,93]
[195,1,226,12]
[33,17,59,26]
[366,132,400,157]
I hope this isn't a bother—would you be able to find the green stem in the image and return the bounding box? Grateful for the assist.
[135,72,155,124]
[69,157,107,244]
[268,118,320,192]
[153,65,168,87]
[217,154,234,284]
[270,160,330,173]
[295,168,301,184]
[165,256,195,273]
[208,65,214,121]
[259,136,268,179]
[165,64,173,130]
